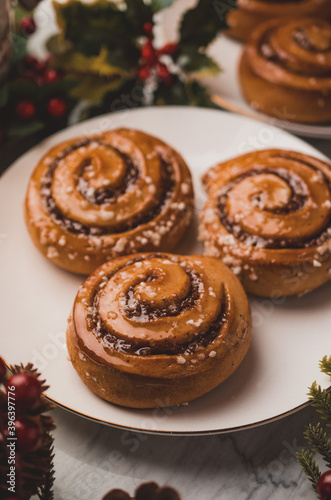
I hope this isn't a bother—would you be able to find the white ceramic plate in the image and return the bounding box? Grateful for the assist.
[160,0,331,139]
[1,106,330,435]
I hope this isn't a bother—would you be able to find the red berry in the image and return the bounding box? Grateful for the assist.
[159,42,179,55]
[24,70,37,80]
[7,373,42,411]
[138,66,150,80]
[15,100,36,120]
[46,97,68,118]
[35,76,46,86]
[43,69,61,84]
[157,63,172,85]
[317,470,331,500]
[0,357,6,382]
[44,54,54,65]
[25,55,39,69]
[143,22,153,37]
[20,17,36,36]
[34,61,47,74]
[141,40,156,64]
[15,417,42,452]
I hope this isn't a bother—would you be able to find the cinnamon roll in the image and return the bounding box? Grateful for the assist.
[24,129,194,274]
[200,149,331,298]
[239,18,331,124]
[66,253,252,408]
[227,0,331,42]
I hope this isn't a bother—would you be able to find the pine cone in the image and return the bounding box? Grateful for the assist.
[103,482,181,500]
[0,359,55,500]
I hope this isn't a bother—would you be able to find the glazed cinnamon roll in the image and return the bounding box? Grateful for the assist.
[66,253,252,408]
[24,129,194,274]
[227,0,331,42]
[200,149,331,298]
[239,18,331,124]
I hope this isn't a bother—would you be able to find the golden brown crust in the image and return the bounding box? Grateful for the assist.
[227,0,331,42]
[66,253,252,408]
[238,18,331,124]
[200,149,331,298]
[24,129,194,275]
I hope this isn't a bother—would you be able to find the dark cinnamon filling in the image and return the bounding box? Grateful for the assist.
[260,28,331,76]
[77,155,139,205]
[123,268,200,321]
[41,139,175,235]
[85,255,227,356]
[293,27,331,53]
[217,167,331,249]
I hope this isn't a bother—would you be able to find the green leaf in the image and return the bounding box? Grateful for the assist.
[8,120,45,139]
[14,3,31,25]
[179,0,227,48]
[46,34,73,56]
[150,0,176,13]
[154,77,191,106]
[10,33,28,64]
[0,84,9,107]
[9,79,40,98]
[154,76,213,107]
[184,79,214,107]
[82,77,141,118]
[53,48,133,78]
[53,0,133,56]
[126,0,153,33]
[212,0,236,26]
[177,47,220,76]
[69,75,125,102]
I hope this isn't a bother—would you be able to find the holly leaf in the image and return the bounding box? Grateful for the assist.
[185,79,215,107]
[46,34,73,56]
[212,0,236,26]
[0,84,9,107]
[154,77,190,106]
[53,0,133,56]
[10,33,28,64]
[68,75,126,102]
[37,78,78,99]
[150,0,176,13]
[53,47,133,78]
[9,79,40,99]
[82,78,141,118]
[179,0,227,48]
[13,3,31,25]
[52,47,133,102]
[154,76,213,106]
[177,47,220,76]
[8,120,45,139]
[125,0,153,33]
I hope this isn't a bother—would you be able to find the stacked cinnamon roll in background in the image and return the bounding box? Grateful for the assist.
[239,18,331,123]
[227,0,331,42]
